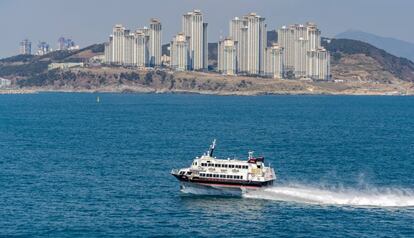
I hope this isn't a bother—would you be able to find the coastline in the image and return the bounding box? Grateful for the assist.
[1,85,413,96]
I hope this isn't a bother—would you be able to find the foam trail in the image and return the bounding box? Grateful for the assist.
[243,184,414,207]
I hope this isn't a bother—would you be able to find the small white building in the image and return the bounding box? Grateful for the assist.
[48,62,84,70]
[0,78,12,88]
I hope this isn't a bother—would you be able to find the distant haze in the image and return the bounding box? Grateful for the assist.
[336,30,414,62]
[1,0,413,58]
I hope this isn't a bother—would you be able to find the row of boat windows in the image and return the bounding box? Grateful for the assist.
[199,163,248,169]
[199,173,243,180]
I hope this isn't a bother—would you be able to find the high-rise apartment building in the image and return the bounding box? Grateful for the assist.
[149,19,162,67]
[218,38,237,76]
[229,17,247,73]
[265,43,284,79]
[112,24,126,65]
[19,39,32,55]
[307,48,330,80]
[170,33,189,71]
[104,36,113,64]
[228,13,266,76]
[124,31,135,66]
[104,19,161,67]
[36,42,51,56]
[182,10,208,70]
[306,22,321,51]
[294,37,308,78]
[277,26,295,71]
[277,22,330,80]
[244,13,266,75]
[134,30,148,68]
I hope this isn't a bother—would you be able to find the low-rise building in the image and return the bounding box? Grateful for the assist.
[48,62,84,70]
[0,78,12,88]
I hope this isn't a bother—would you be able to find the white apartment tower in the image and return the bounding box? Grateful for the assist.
[277,22,330,79]
[111,25,127,65]
[149,18,162,67]
[228,13,266,76]
[229,17,248,74]
[104,36,112,64]
[307,22,321,51]
[307,48,330,80]
[277,26,295,71]
[170,32,189,71]
[294,37,308,78]
[244,13,266,75]
[19,39,32,55]
[104,19,161,67]
[265,43,284,79]
[124,31,135,66]
[182,10,208,70]
[218,38,237,76]
[134,30,148,68]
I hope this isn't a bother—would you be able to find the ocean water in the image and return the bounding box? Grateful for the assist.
[0,93,413,237]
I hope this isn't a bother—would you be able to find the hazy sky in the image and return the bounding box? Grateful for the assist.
[1,0,413,58]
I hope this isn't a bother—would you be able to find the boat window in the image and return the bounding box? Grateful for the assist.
[195,162,197,166]
[220,175,225,178]
[240,176,243,179]
[214,164,218,167]
[208,163,213,167]
[236,165,241,169]
[257,165,261,169]
[223,164,228,168]
[207,174,212,177]
[217,164,221,168]
[243,165,248,169]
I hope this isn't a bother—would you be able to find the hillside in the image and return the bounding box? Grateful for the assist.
[1,36,414,95]
[336,30,414,62]
[322,38,414,82]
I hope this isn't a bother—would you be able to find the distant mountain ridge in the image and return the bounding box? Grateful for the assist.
[336,30,414,62]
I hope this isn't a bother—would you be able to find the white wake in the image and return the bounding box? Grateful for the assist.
[243,184,414,208]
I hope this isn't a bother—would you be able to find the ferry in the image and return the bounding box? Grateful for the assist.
[171,140,276,195]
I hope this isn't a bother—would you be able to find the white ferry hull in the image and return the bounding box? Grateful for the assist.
[180,181,244,196]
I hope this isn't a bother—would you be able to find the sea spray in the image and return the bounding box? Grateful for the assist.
[243,184,414,207]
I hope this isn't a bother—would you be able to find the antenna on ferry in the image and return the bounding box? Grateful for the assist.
[208,139,216,157]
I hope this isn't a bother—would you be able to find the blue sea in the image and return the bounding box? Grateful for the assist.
[1,93,413,237]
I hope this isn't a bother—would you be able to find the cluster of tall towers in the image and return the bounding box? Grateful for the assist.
[218,13,268,77]
[218,14,330,80]
[104,18,162,67]
[277,23,330,80]
[170,10,208,71]
[103,10,331,80]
